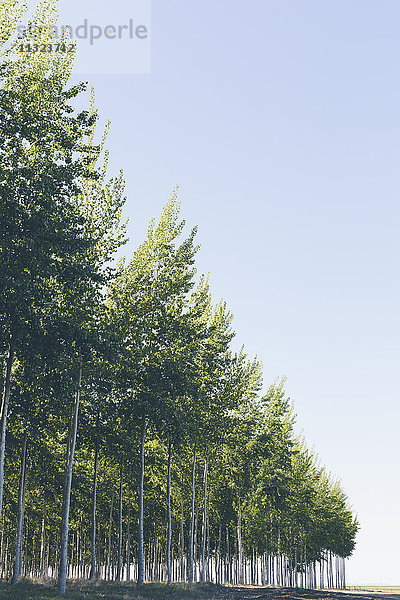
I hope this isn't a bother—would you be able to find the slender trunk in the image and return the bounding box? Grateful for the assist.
[11,434,27,584]
[0,339,14,521]
[304,543,307,588]
[116,457,123,581]
[194,505,198,581]
[180,494,184,581]
[320,554,324,589]
[90,437,98,580]
[217,524,222,584]
[277,528,281,586]
[1,509,5,578]
[188,447,196,582]
[23,518,29,576]
[226,527,230,584]
[237,494,243,584]
[77,520,81,578]
[96,524,101,579]
[126,502,131,581]
[233,526,237,584]
[107,493,114,580]
[137,417,146,586]
[58,359,82,596]
[200,452,208,582]
[39,506,46,578]
[343,557,346,589]
[166,439,172,585]
[111,528,115,580]
[152,526,157,581]
[31,531,36,578]
[206,500,210,581]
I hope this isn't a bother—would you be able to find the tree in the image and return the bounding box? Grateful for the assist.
[0,4,359,589]
[106,194,199,586]
[1,3,127,592]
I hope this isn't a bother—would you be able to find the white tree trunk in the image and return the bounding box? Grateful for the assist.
[107,492,114,580]
[137,417,146,586]
[188,447,196,582]
[89,439,98,580]
[39,507,46,578]
[343,557,346,589]
[200,453,208,582]
[180,494,184,580]
[11,433,27,584]
[237,494,243,584]
[166,439,172,584]
[58,359,82,596]
[126,502,131,580]
[0,339,14,522]
[116,458,123,581]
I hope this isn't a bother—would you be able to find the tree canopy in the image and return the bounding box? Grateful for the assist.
[0,0,358,595]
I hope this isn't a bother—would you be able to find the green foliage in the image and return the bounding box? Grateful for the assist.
[0,1,358,592]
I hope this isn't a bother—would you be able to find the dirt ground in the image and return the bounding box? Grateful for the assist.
[0,582,398,600]
[199,586,400,600]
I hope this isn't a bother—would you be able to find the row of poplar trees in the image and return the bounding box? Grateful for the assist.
[0,1,358,596]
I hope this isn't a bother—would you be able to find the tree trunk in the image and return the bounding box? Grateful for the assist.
[0,508,5,578]
[226,527,230,584]
[58,359,82,596]
[206,501,210,581]
[89,437,98,580]
[188,446,196,582]
[217,524,222,584]
[166,439,172,585]
[39,507,46,578]
[180,494,184,581]
[11,433,27,584]
[126,502,131,581]
[152,526,158,581]
[237,494,243,584]
[107,492,114,580]
[137,417,146,586]
[116,457,123,581]
[200,452,208,582]
[0,338,14,522]
[22,522,27,577]
[343,557,346,589]
[194,506,198,582]
[277,529,281,586]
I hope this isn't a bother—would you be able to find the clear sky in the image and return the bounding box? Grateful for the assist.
[24,0,400,585]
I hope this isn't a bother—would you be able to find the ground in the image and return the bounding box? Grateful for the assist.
[0,582,399,600]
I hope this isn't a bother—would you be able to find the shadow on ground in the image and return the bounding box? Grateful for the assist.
[0,581,398,600]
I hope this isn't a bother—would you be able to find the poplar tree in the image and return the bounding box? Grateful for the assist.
[107,194,199,586]
[1,2,127,592]
[0,3,359,591]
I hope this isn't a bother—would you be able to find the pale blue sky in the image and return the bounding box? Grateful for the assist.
[25,0,400,585]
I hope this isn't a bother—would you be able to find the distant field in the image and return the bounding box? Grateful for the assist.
[349,587,400,594]
[1,581,400,600]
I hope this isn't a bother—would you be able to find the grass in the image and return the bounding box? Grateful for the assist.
[348,587,400,594]
[2,581,400,600]
[0,580,224,600]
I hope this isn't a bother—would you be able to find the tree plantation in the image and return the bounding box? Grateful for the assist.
[0,1,358,596]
